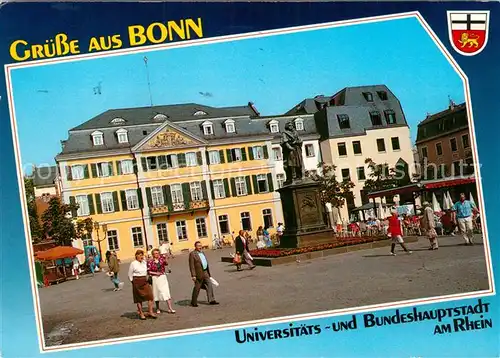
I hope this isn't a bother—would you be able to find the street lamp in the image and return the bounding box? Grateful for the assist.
[92,221,107,261]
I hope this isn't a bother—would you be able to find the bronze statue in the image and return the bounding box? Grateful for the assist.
[281,121,304,184]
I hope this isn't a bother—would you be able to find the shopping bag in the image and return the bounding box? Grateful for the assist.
[233,253,241,264]
[210,277,219,287]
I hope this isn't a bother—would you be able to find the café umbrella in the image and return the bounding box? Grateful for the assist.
[432,193,442,213]
[469,193,477,207]
[35,246,83,261]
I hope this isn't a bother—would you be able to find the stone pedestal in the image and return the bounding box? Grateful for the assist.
[277,179,335,248]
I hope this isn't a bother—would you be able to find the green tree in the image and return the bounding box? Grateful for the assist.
[363,158,411,193]
[41,197,79,246]
[76,217,94,242]
[308,163,355,220]
[24,177,43,242]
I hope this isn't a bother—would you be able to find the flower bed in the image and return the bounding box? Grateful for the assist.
[249,236,385,258]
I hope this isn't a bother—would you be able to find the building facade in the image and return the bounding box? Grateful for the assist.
[32,165,60,217]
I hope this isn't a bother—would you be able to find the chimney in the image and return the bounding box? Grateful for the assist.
[448,96,456,110]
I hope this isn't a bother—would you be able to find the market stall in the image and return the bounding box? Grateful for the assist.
[35,246,84,286]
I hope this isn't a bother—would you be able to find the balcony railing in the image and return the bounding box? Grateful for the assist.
[150,200,209,216]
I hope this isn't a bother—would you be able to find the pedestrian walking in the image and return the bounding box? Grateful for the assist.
[128,249,157,320]
[88,254,96,276]
[189,241,219,307]
[107,251,123,291]
[388,211,412,255]
[234,230,256,271]
[421,201,438,250]
[159,240,173,259]
[72,256,80,280]
[276,223,285,244]
[452,193,479,245]
[147,249,176,314]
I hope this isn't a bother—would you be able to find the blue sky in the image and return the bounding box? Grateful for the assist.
[10,17,464,168]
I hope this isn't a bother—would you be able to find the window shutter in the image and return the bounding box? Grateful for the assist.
[69,196,77,217]
[163,185,173,211]
[209,180,215,199]
[178,153,186,167]
[241,147,247,161]
[223,179,230,198]
[226,149,233,163]
[219,150,225,163]
[137,189,144,209]
[263,145,269,159]
[201,181,208,200]
[120,191,128,211]
[252,175,259,194]
[230,178,237,197]
[141,157,148,172]
[132,158,138,174]
[205,152,210,165]
[95,194,102,214]
[197,151,203,165]
[182,183,191,208]
[66,166,73,181]
[87,194,95,215]
[158,155,167,170]
[108,162,114,176]
[91,164,98,178]
[83,165,90,179]
[267,173,274,192]
[248,147,254,160]
[245,176,253,195]
[116,161,122,176]
[112,191,120,211]
[146,187,152,207]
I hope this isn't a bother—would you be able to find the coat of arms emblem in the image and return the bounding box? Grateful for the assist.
[447,11,490,56]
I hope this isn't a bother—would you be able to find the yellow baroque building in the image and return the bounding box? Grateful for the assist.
[56,103,320,261]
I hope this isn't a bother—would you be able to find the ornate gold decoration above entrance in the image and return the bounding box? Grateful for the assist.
[143,129,198,150]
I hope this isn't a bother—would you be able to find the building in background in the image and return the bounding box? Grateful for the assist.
[32,165,59,216]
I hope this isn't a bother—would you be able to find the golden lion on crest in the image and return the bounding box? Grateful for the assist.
[458,32,480,48]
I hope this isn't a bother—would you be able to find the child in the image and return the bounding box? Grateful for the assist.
[388,211,412,255]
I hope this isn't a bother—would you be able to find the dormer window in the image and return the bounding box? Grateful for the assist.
[91,131,104,146]
[369,111,383,126]
[363,92,374,102]
[294,118,304,131]
[269,120,279,133]
[224,119,236,133]
[377,91,388,101]
[202,121,214,135]
[110,117,126,125]
[194,110,208,116]
[116,128,128,143]
[337,114,350,129]
[153,114,168,121]
[384,110,396,124]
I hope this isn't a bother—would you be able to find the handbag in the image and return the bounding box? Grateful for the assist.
[233,253,241,264]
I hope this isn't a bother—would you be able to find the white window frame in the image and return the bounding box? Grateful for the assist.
[269,120,279,133]
[277,173,285,188]
[202,121,214,135]
[131,227,144,248]
[151,186,164,207]
[253,146,264,160]
[91,131,104,146]
[262,208,274,228]
[107,229,119,251]
[170,184,184,204]
[190,182,203,201]
[76,195,90,216]
[295,118,304,131]
[305,144,315,157]
[218,214,230,234]
[186,152,197,167]
[71,165,85,180]
[213,179,226,199]
[209,150,221,164]
[176,220,188,241]
[156,223,169,243]
[194,110,208,116]
[435,141,443,157]
[100,192,114,213]
[110,118,125,125]
[231,148,242,161]
[225,119,236,133]
[257,174,269,193]
[240,211,252,231]
[120,160,134,174]
[97,162,111,178]
[116,128,128,144]
[125,189,139,210]
[235,176,247,196]
[195,217,208,238]
[272,147,282,161]
[168,154,179,169]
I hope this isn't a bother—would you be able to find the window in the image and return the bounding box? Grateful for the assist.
[157,223,169,243]
[384,110,396,124]
[176,221,188,241]
[150,186,164,207]
[241,212,252,231]
[269,120,279,133]
[202,121,213,135]
[376,138,386,152]
[125,189,139,210]
[436,143,443,156]
[225,119,236,133]
[370,111,382,126]
[170,184,184,204]
[453,161,462,176]
[194,110,208,116]
[450,138,458,152]
[82,234,93,247]
[352,141,362,155]
[462,134,470,148]
[421,146,428,159]
[147,156,158,170]
[391,137,400,151]
[190,182,203,201]
[167,154,178,168]
[218,215,230,234]
[363,92,374,102]
[229,148,242,161]
[263,209,273,228]
[272,147,282,161]
[252,146,265,160]
[305,144,315,157]
[196,218,208,238]
[208,151,220,164]
[213,179,226,199]
[277,174,285,188]
[110,118,126,125]
[257,174,269,193]
[337,114,350,129]
[337,142,347,156]
[295,118,304,131]
[153,114,168,121]
[341,168,350,181]
[235,176,248,196]
[71,165,85,180]
[100,192,114,213]
[107,230,119,251]
[76,195,89,216]
[92,131,104,146]
[357,167,366,181]
[116,129,128,143]
[120,160,134,174]
[186,152,197,166]
[377,91,388,100]
[96,162,111,177]
[132,227,144,247]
